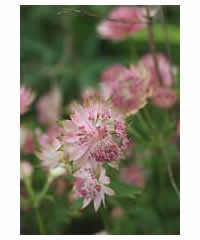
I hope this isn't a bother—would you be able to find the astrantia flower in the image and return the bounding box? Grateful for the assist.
[73,166,114,211]
[36,126,64,169]
[100,64,151,115]
[97,7,146,41]
[139,53,174,88]
[151,86,177,108]
[20,127,34,154]
[62,98,129,168]
[20,87,35,115]
[36,88,62,125]
[120,164,145,187]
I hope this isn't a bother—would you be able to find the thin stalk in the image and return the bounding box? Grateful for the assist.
[160,6,175,83]
[162,148,180,199]
[145,6,162,85]
[34,207,46,235]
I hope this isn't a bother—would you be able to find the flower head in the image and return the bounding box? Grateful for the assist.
[100,64,151,115]
[120,164,145,187]
[36,125,64,169]
[36,88,62,125]
[151,86,177,108]
[62,98,129,168]
[139,53,174,88]
[20,87,35,115]
[74,166,114,211]
[20,127,34,154]
[97,7,146,41]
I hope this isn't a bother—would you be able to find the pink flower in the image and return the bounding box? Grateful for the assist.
[62,98,129,168]
[20,161,33,179]
[120,164,145,187]
[20,127,34,154]
[151,86,177,108]
[36,126,64,169]
[97,7,146,41]
[20,87,35,115]
[139,53,174,88]
[100,64,151,115]
[74,166,114,211]
[100,64,127,83]
[36,88,62,125]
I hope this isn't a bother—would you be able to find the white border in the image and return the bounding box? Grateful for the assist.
[5,0,200,239]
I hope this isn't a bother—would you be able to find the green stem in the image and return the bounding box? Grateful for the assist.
[23,177,46,234]
[34,207,46,235]
[137,112,151,133]
[162,148,180,199]
[37,177,51,205]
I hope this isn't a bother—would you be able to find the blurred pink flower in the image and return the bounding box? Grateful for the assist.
[100,64,151,115]
[74,166,114,211]
[139,53,174,88]
[20,87,35,115]
[100,64,126,83]
[20,127,34,154]
[97,7,146,41]
[151,86,177,108]
[120,164,145,187]
[62,98,129,168]
[20,161,33,179]
[36,126,64,169]
[36,88,62,125]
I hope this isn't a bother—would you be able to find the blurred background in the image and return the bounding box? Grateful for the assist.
[20,5,180,235]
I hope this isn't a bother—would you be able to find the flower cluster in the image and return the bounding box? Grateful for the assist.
[97,6,147,41]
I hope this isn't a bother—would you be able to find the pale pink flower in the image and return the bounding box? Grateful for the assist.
[20,127,34,154]
[36,88,62,125]
[20,161,33,179]
[120,164,145,187]
[36,126,64,169]
[100,64,151,115]
[20,87,35,115]
[97,7,146,41]
[139,53,174,88]
[151,86,177,108]
[62,98,129,168]
[74,166,114,211]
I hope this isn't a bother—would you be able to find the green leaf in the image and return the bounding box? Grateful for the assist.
[110,180,142,199]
